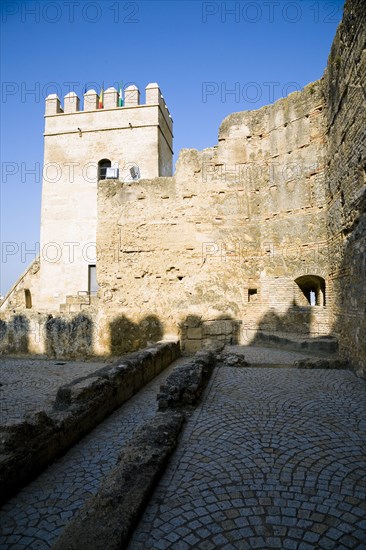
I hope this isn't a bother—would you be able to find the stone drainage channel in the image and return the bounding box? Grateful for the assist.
[0,346,365,549]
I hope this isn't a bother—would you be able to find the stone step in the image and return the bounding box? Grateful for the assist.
[253,331,338,355]
[65,294,90,305]
[59,294,99,313]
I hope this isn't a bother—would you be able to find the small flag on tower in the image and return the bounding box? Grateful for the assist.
[119,83,124,107]
[98,85,104,109]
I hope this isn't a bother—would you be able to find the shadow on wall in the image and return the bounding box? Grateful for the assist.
[178,302,339,356]
[0,315,30,354]
[331,198,366,376]
[109,314,164,355]
[45,313,94,359]
[0,312,164,359]
[246,301,339,354]
[249,301,313,340]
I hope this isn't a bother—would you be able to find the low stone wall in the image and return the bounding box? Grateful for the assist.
[251,331,339,355]
[294,358,353,372]
[0,309,166,358]
[158,349,217,410]
[52,348,217,549]
[180,318,241,353]
[0,312,48,355]
[0,340,180,506]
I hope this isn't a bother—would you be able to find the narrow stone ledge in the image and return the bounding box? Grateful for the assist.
[157,348,217,410]
[253,332,339,355]
[52,412,185,550]
[294,358,351,370]
[0,340,180,507]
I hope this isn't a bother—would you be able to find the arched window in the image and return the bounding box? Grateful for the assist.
[98,159,111,180]
[295,275,326,306]
[24,289,32,309]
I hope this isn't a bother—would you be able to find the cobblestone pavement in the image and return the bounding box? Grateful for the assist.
[229,346,318,365]
[0,357,113,426]
[129,364,366,549]
[0,348,311,427]
[0,358,186,549]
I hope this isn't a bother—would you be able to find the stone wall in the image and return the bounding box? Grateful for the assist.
[2,0,364,366]
[0,310,48,355]
[0,307,169,358]
[97,81,330,351]
[0,310,96,357]
[323,0,366,376]
[0,258,41,313]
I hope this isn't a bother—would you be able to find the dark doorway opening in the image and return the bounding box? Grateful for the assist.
[98,159,111,180]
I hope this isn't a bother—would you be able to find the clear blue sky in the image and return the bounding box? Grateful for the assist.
[0,0,345,295]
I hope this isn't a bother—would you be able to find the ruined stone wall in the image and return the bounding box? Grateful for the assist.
[0,258,41,313]
[0,306,168,358]
[0,340,180,505]
[323,0,366,375]
[97,81,330,352]
[0,310,48,355]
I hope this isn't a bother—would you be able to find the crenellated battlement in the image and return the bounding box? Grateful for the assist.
[45,83,173,131]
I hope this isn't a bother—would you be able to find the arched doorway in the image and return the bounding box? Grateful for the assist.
[295,275,326,306]
[98,159,111,180]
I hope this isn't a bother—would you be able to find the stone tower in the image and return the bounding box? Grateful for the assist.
[39,83,173,310]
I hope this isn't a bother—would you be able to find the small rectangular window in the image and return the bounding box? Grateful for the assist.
[88,265,98,295]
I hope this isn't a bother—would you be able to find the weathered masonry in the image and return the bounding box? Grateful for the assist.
[1,0,365,377]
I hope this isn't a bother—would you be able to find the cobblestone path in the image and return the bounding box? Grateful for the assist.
[0,359,184,549]
[0,358,113,426]
[129,365,366,549]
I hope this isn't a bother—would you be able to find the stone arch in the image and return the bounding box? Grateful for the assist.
[295,275,326,306]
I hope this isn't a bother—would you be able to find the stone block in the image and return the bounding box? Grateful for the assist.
[104,87,118,109]
[187,327,202,340]
[184,340,202,353]
[64,91,80,113]
[124,85,140,106]
[145,82,161,105]
[83,89,98,111]
[45,94,62,115]
[69,304,82,313]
